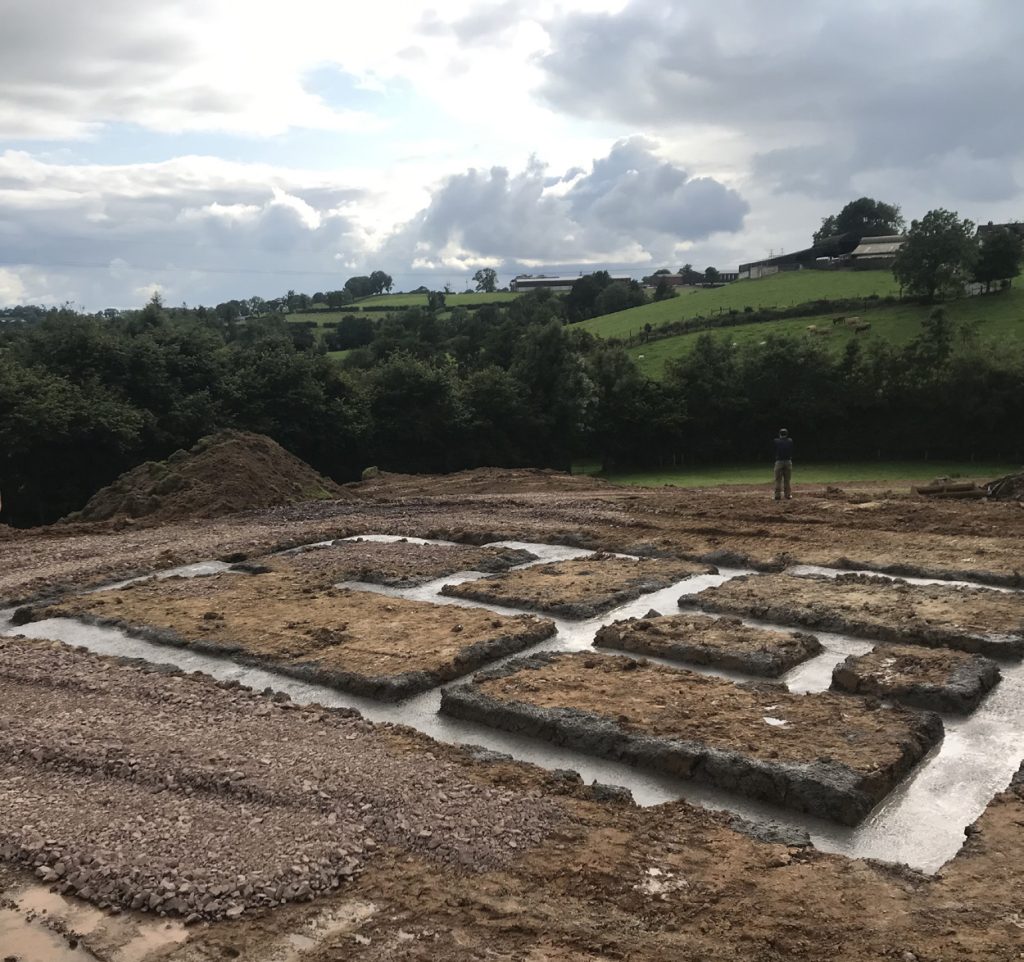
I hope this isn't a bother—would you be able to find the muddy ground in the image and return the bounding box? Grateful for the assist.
[594,612,823,676]
[680,572,1024,658]
[4,475,1024,606]
[3,473,1024,959]
[832,645,1002,714]
[441,650,943,824]
[267,538,536,587]
[34,572,555,700]
[441,555,717,618]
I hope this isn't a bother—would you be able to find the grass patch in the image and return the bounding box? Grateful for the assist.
[354,292,520,308]
[599,462,1020,488]
[628,288,1024,378]
[577,270,902,339]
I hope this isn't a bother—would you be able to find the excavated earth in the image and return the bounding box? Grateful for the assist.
[3,472,1024,960]
[441,554,717,618]
[680,572,1024,658]
[440,651,943,825]
[31,571,555,700]
[832,645,1002,714]
[267,538,537,588]
[594,612,823,676]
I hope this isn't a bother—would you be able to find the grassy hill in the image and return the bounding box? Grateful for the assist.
[578,270,901,339]
[627,287,1024,377]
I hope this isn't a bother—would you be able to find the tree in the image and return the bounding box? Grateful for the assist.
[704,267,721,285]
[678,264,703,285]
[473,268,498,293]
[369,270,393,295]
[973,227,1023,292]
[893,209,977,301]
[344,275,376,299]
[813,197,905,245]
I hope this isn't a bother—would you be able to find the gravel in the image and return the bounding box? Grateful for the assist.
[0,637,566,920]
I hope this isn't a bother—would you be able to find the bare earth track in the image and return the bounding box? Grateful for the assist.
[2,470,1024,960]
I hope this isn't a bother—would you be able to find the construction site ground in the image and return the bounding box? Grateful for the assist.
[680,572,1024,657]
[2,473,1024,960]
[440,650,943,824]
[831,645,1002,714]
[440,555,717,618]
[594,612,823,676]
[34,572,556,700]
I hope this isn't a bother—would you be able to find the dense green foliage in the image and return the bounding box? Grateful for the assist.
[3,278,1022,528]
[894,209,978,300]
[813,197,905,245]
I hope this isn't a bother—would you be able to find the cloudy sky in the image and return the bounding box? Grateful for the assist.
[1,0,1021,309]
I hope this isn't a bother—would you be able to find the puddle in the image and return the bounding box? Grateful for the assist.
[0,882,187,961]
[3,538,1023,875]
[787,563,1019,593]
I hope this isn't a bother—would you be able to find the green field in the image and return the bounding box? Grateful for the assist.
[628,287,1024,377]
[578,270,901,339]
[590,461,1020,488]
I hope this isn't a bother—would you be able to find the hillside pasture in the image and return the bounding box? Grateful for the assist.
[627,288,1024,378]
[579,270,902,339]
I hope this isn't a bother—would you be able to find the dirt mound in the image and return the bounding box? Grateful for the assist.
[65,431,350,524]
[352,466,609,497]
[986,471,1024,500]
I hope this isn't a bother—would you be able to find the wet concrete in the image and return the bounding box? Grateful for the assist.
[3,539,1023,874]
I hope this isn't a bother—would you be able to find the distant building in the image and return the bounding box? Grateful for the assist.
[647,271,738,287]
[738,233,861,279]
[509,273,632,292]
[849,235,906,268]
[977,221,1024,240]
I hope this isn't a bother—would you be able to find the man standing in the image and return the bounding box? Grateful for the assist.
[773,429,793,501]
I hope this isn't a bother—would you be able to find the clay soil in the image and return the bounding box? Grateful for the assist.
[4,476,1024,959]
[441,554,716,618]
[680,572,1024,658]
[450,649,937,770]
[6,474,1024,606]
[266,538,536,588]
[832,645,1002,714]
[35,571,555,700]
[594,612,823,676]
[64,430,352,524]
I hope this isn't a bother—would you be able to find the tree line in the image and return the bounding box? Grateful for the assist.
[1,284,1021,528]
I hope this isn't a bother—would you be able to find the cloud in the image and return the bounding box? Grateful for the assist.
[0,151,371,307]
[0,0,379,138]
[539,0,1024,200]
[386,137,748,268]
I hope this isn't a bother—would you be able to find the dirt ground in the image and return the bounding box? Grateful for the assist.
[444,649,940,786]
[2,639,1023,961]
[65,431,351,524]
[35,572,555,699]
[680,572,1024,658]
[267,539,536,587]
[4,474,1024,605]
[3,473,1024,959]
[832,645,1002,713]
[441,555,716,618]
[594,612,823,676]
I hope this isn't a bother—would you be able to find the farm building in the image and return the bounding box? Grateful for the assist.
[510,273,633,292]
[849,235,906,268]
[648,271,739,287]
[976,221,1024,240]
[738,233,861,279]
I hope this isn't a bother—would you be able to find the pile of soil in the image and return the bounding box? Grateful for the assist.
[64,431,351,524]
[986,471,1024,500]
[352,466,609,497]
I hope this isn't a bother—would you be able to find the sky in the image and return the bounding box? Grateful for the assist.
[1,0,1022,309]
